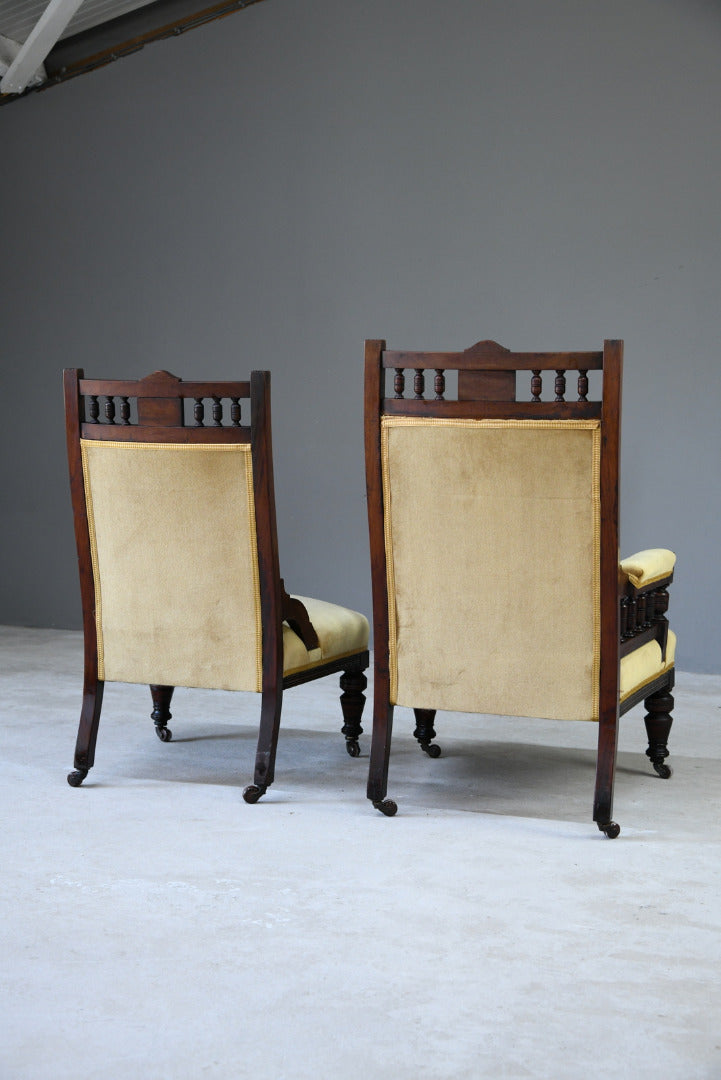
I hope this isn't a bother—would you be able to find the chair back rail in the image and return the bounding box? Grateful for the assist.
[76,370,252,442]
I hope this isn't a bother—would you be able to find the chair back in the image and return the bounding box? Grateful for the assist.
[365,339,622,722]
[64,369,282,693]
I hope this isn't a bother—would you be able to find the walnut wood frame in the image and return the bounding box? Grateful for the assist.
[364,338,675,836]
[64,367,368,798]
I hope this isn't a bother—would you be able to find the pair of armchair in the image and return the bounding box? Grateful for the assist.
[64,339,676,836]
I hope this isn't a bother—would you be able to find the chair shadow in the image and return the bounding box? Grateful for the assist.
[109,722,668,821]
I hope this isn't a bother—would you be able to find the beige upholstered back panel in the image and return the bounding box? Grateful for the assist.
[382,418,601,721]
[81,441,262,692]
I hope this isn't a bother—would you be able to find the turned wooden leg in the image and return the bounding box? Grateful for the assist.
[68,678,105,786]
[150,684,175,743]
[413,707,441,758]
[644,687,674,779]
[340,668,367,758]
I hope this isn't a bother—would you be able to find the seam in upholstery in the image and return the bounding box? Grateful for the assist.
[243,453,264,693]
[620,660,675,703]
[380,422,399,704]
[622,570,674,589]
[283,646,364,679]
[80,442,105,679]
[590,424,601,721]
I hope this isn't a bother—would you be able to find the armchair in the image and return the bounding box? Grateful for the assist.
[64,368,369,802]
[364,338,676,836]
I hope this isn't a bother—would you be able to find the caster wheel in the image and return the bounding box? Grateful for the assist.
[346,740,361,758]
[653,762,672,779]
[373,798,398,817]
[67,768,88,787]
[243,784,266,804]
[599,821,621,839]
[424,743,441,759]
[155,726,172,742]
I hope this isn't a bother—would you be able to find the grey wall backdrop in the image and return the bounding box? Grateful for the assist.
[1,0,719,672]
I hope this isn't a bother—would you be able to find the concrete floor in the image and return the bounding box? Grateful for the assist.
[1,624,720,1080]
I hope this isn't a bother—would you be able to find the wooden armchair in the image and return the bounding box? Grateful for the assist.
[64,369,369,802]
[364,338,676,836]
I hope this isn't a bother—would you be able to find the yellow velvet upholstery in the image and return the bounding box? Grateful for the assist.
[283,596,370,676]
[620,548,676,589]
[382,417,602,721]
[81,440,263,692]
[620,630,676,702]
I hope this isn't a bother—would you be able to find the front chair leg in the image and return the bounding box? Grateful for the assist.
[413,708,441,757]
[150,685,175,742]
[644,688,674,779]
[339,668,367,757]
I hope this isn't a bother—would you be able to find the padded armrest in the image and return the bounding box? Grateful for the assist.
[620,548,676,590]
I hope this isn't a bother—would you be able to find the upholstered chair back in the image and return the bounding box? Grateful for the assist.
[381,416,601,720]
[80,439,262,691]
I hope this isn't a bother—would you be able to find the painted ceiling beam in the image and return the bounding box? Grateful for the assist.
[1,0,86,93]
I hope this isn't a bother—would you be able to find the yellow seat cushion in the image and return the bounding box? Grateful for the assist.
[283,596,369,677]
[620,549,676,589]
[620,630,676,702]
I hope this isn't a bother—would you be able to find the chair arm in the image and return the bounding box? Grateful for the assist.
[619,548,676,591]
[618,550,675,662]
[281,581,320,650]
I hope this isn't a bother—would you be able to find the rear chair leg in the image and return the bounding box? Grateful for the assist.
[340,668,367,757]
[243,686,283,804]
[68,680,104,787]
[150,684,175,742]
[644,688,674,779]
[593,707,620,838]
[367,670,397,816]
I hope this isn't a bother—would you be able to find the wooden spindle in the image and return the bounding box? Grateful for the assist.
[414,368,425,400]
[619,597,629,640]
[554,370,566,402]
[628,597,638,635]
[394,369,405,399]
[212,396,222,426]
[531,370,542,402]
[637,594,648,628]
[119,396,131,425]
[654,588,669,620]
[104,396,116,424]
[577,369,589,402]
[230,397,241,427]
[88,395,99,423]
[194,398,205,426]
[434,369,446,401]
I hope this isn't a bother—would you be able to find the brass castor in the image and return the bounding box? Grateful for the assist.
[373,798,398,817]
[155,726,172,742]
[67,768,88,787]
[599,821,621,839]
[345,740,361,758]
[242,784,267,804]
[422,743,441,759]
[653,762,672,779]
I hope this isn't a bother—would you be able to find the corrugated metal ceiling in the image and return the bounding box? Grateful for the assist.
[1,0,155,44]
